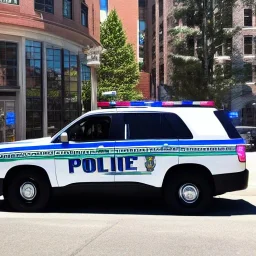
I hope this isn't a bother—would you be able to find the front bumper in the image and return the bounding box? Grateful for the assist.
[213,169,249,196]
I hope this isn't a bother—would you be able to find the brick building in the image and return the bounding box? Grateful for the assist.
[146,0,256,126]
[231,1,256,126]
[100,0,150,99]
[0,0,100,142]
[145,0,169,100]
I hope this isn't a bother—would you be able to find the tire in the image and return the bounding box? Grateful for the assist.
[163,172,213,215]
[6,169,51,212]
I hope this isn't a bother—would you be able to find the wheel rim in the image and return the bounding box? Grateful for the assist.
[20,182,37,201]
[178,183,199,204]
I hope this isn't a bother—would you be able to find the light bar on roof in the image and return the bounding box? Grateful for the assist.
[97,101,215,108]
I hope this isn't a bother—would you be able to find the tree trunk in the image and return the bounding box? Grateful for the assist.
[202,0,209,96]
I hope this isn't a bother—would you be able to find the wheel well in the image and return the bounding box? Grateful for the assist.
[3,165,51,197]
[162,164,215,194]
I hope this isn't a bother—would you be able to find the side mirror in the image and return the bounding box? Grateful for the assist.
[60,132,69,143]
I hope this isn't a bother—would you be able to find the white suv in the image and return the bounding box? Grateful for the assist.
[0,101,249,215]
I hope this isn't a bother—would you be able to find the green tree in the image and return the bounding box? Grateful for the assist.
[98,9,143,101]
[169,0,256,107]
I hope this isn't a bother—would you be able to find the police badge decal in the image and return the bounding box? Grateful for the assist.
[145,156,156,172]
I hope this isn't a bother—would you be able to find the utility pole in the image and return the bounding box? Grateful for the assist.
[155,0,160,100]
[163,0,168,85]
[202,0,209,93]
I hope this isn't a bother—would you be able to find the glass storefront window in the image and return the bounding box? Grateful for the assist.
[47,48,62,136]
[63,50,79,126]
[81,64,91,81]
[25,40,43,139]
[0,42,17,87]
[47,48,79,136]
[81,64,91,113]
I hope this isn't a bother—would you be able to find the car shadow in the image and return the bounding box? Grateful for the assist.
[0,194,255,217]
[42,194,256,216]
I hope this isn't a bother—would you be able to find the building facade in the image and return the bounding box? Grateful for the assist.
[100,0,150,99]
[100,0,139,59]
[0,0,100,142]
[146,0,256,126]
[146,0,170,99]
[231,1,256,126]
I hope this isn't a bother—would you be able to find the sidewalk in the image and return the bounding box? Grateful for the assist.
[226,152,256,197]
[247,152,256,188]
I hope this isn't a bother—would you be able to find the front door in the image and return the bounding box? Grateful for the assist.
[54,114,123,187]
[114,112,180,187]
[0,100,16,142]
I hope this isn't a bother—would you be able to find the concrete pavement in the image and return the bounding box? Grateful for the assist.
[247,152,256,188]
[0,194,255,256]
[0,153,255,256]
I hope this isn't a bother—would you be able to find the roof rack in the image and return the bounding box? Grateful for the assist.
[97,100,215,108]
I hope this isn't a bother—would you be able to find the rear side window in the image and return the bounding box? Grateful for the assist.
[214,110,241,139]
[125,113,163,140]
[163,113,193,139]
[124,112,192,140]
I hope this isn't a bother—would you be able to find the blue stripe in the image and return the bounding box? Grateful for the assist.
[0,139,244,153]
[115,139,244,146]
[179,139,244,145]
[0,142,116,153]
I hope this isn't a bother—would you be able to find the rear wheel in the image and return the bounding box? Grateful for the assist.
[6,170,51,212]
[164,172,213,215]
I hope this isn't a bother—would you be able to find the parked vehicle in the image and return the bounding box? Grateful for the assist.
[0,101,249,215]
[236,126,256,151]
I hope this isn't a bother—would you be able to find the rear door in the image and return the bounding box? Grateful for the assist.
[114,112,184,188]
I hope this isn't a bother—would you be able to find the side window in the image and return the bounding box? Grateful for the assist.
[67,116,111,142]
[124,113,178,140]
[163,113,193,139]
[214,110,241,139]
[125,113,162,140]
[160,114,178,139]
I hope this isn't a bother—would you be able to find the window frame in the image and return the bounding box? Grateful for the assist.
[81,1,89,27]
[34,0,54,14]
[25,40,43,139]
[0,41,18,87]
[244,36,253,55]
[244,62,253,82]
[63,0,73,20]
[244,9,253,27]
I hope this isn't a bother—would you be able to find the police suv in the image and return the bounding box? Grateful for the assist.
[0,100,249,215]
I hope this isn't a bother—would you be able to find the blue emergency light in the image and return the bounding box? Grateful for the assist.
[228,111,239,118]
[97,100,215,108]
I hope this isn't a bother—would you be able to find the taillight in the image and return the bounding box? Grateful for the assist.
[236,145,246,162]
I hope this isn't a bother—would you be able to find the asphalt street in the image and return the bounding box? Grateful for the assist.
[0,153,255,256]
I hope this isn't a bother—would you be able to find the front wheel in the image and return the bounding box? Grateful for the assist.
[6,170,51,212]
[164,173,213,215]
